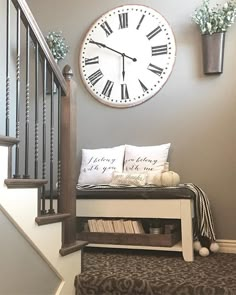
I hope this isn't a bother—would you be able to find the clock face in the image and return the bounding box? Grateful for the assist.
[80,5,176,108]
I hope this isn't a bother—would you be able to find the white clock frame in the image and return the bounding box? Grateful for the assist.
[79,5,176,108]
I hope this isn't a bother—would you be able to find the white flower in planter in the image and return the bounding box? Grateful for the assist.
[45,31,69,61]
[192,0,236,35]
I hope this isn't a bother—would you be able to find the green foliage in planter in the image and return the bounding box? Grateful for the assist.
[192,0,236,34]
[45,31,69,61]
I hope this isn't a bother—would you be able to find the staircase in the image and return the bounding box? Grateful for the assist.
[0,141,86,294]
[0,0,86,294]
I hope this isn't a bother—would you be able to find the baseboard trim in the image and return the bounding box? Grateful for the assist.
[216,239,236,254]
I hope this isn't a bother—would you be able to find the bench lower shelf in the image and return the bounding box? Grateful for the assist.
[77,231,181,247]
[85,241,183,252]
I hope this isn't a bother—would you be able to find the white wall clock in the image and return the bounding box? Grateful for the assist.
[79,5,176,108]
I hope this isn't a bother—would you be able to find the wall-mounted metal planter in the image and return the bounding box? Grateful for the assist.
[202,32,225,75]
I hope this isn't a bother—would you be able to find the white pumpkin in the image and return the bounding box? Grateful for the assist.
[161,171,180,187]
[153,171,180,187]
[153,173,163,187]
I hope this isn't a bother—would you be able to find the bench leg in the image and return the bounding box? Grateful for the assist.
[180,199,194,262]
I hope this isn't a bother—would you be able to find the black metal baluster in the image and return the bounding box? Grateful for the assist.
[34,42,39,179]
[48,71,55,214]
[23,25,30,179]
[14,7,21,179]
[57,86,61,212]
[41,58,47,215]
[5,0,10,136]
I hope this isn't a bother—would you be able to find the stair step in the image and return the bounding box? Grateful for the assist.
[0,135,19,147]
[5,178,47,188]
[35,213,71,225]
[59,240,89,256]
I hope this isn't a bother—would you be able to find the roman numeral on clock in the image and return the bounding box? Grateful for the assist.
[138,79,148,92]
[136,15,145,30]
[121,84,129,100]
[119,13,128,29]
[147,63,163,76]
[151,45,168,56]
[102,80,114,97]
[85,56,99,66]
[146,26,162,40]
[88,69,104,86]
[100,21,113,36]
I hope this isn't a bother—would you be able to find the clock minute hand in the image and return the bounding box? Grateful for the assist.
[89,40,137,62]
[122,54,125,81]
[89,40,106,48]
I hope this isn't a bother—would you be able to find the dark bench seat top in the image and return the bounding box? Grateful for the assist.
[76,184,195,199]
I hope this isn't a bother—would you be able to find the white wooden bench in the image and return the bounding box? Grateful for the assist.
[76,187,194,262]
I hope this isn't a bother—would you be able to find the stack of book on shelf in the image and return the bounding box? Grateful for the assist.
[86,219,144,234]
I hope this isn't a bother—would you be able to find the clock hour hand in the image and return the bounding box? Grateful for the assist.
[89,39,137,62]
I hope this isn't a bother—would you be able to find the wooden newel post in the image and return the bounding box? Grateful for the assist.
[60,65,77,246]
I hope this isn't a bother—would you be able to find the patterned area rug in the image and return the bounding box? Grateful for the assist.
[75,248,236,295]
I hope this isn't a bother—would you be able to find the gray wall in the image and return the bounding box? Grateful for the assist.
[0,207,61,295]
[27,0,236,240]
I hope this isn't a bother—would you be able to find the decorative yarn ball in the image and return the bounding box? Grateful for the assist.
[210,242,220,253]
[199,247,210,257]
[193,241,202,252]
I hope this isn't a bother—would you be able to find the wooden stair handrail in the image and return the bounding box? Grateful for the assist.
[11,0,67,95]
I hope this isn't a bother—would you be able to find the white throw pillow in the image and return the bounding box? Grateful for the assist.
[110,171,147,186]
[78,145,125,185]
[124,143,171,173]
